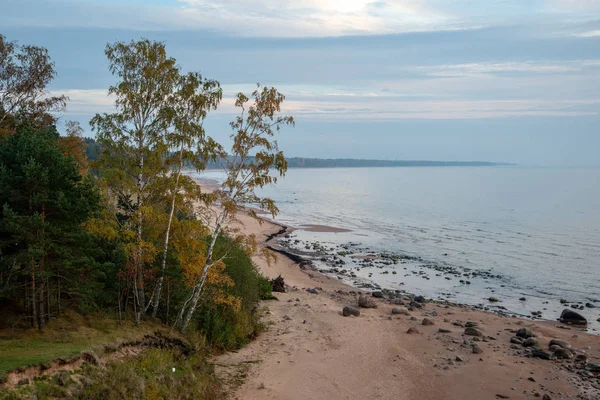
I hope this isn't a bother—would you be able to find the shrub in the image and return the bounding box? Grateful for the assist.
[193,236,272,349]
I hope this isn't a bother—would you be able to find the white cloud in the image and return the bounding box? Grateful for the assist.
[576,30,600,37]
[53,88,600,121]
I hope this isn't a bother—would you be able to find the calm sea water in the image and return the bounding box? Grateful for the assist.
[196,167,600,330]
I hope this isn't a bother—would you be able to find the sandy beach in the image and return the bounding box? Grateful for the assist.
[216,211,600,400]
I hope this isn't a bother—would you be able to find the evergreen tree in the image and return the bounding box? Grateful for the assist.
[0,123,100,329]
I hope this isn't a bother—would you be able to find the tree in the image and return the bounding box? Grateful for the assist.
[91,39,180,324]
[0,34,67,137]
[58,120,89,175]
[148,72,222,317]
[0,123,100,330]
[174,85,294,332]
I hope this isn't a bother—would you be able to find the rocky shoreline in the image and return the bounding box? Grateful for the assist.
[272,228,600,333]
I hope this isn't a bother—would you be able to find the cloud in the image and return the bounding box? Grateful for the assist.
[4,0,600,38]
[53,87,600,122]
[577,30,600,37]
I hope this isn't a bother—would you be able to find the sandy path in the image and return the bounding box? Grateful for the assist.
[216,213,600,400]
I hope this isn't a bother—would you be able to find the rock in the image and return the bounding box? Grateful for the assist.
[306,288,319,294]
[510,344,521,350]
[455,355,465,362]
[585,303,595,308]
[409,301,423,309]
[510,336,524,345]
[516,328,535,339]
[391,307,409,315]
[390,298,405,305]
[575,353,587,362]
[586,363,600,372]
[488,297,499,302]
[422,318,435,326]
[559,309,587,326]
[522,337,539,347]
[271,275,286,292]
[472,344,483,354]
[560,299,568,304]
[528,377,536,382]
[358,294,377,308]
[553,347,574,359]
[438,328,452,333]
[519,297,527,301]
[543,395,551,400]
[548,339,570,349]
[414,295,426,303]
[283,315,292,321]
[407,327,420,334]
[464,327,483,337]
[372,291,383,298]
[532,349,552,360]
[342,306,360,317]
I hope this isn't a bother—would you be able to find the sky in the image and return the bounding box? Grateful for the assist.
[2,0,600,166]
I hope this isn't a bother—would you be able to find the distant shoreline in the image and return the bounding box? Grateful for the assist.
[200,157,514,170]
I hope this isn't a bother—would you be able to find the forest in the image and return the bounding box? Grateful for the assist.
[0,34,293,398]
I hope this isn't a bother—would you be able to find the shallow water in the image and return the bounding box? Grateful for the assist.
[193,166,600,331]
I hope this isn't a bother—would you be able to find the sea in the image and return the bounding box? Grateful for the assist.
[192,166,600,331]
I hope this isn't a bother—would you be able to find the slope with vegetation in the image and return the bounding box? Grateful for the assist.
[0,34,293,399]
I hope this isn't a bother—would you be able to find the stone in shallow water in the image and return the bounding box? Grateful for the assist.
[559,309,587,326]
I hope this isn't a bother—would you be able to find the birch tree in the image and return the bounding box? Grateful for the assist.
[175,85,294,332]
[91,39,179,324]
[148,72,222,317]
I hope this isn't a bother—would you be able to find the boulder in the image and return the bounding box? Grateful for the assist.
[586,363,600,373]
[523,337,539,347]
[548,339,570,349]
[422,318,435,326]
[464,327,483,337]
[372,291,384,298]
[516,328,535,339]
[391,307,409,316]
[510,336,524,345]
[532,349,552,360]
[358,294,377,309]
[559,309,587,326]
[414,295,426,303]
[342,306,360,317]
[553,348,574,359]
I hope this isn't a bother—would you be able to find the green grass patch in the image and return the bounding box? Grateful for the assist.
[0,312,166,377]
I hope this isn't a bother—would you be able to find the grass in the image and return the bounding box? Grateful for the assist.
[0,311,167,378]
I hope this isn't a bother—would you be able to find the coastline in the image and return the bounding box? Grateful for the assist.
[217,210,600,400]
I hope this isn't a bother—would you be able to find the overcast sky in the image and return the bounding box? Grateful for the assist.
[2,0,600,165]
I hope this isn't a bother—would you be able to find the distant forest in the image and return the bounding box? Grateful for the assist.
[83,138,510,168]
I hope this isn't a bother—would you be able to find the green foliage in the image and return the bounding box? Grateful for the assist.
[0,348,223,400]
[0,123,102,329]
[193,236,271,349]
